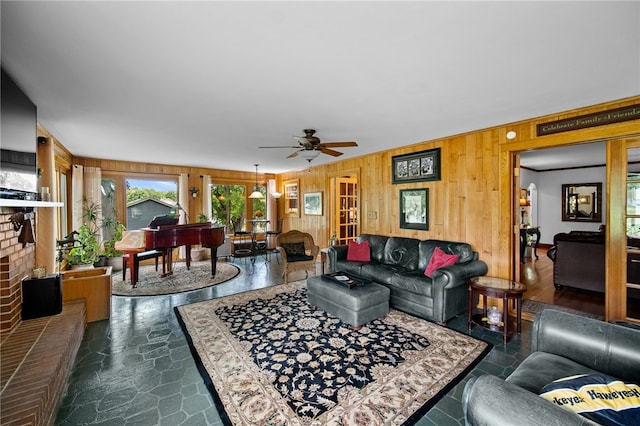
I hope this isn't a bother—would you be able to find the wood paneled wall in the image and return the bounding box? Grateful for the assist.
[57,95,640,320]
[278,96,640,311]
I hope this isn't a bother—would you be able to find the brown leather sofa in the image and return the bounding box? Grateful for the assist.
[548,231,640,303]
[546,231,605,292]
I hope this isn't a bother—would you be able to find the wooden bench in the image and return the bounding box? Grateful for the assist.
[0,300,86,426]
[122,249,165,285]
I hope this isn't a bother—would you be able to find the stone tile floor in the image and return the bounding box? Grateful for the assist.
[55,257,531,425]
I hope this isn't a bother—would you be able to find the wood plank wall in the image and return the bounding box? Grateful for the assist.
[63,95,640,320]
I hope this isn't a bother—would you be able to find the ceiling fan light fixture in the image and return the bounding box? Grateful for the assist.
[249,163,264,199]
[300,150,321,160]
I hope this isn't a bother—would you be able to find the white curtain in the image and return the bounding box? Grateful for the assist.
[84,167,103,244]
[178,173,189,259]
[71,165,103,244]
[202,175,212,223]
[71,165,84,231]
[267,179,278,232]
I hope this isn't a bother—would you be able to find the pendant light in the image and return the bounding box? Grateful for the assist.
[249,164,264,199]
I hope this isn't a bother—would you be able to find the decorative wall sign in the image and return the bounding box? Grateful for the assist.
[537,104,640,136]
[400,188,429,230]
[303,192,322,216]
[392,148,441,184]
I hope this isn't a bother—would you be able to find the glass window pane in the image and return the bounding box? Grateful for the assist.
[252,186,266,219]
[125,178,178,229]
[627,182,640,215]
[210,184,246,232]
[627,218,640,240]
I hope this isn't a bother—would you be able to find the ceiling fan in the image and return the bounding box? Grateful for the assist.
[259,129,358,159]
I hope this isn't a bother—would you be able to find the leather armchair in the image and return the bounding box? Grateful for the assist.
[462,309,640,426]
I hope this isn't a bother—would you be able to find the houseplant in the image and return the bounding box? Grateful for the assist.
[103,220,126,271]
[66,199,102,268]
[67,223,101,268]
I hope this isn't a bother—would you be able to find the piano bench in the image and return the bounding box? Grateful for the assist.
[122,250,164,280]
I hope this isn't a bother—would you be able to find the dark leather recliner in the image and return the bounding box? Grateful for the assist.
[462,309,640,426]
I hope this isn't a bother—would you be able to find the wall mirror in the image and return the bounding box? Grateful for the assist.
[561,182,602,222]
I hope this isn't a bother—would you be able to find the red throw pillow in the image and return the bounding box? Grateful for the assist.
[347,240,371,262]
[424,246,459,277]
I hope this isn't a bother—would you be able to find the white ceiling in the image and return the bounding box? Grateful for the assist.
[1,1,638,174]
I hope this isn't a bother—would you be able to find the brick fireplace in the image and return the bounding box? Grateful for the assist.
[0,211,36,338]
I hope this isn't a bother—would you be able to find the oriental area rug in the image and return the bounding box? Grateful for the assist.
[175,281,492,425]
[112,261,241,296]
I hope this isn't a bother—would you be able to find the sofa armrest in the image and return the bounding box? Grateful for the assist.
[533,309,640,384]
[433,259,488,289]
[462,375,598,426]
[327,245,348,272]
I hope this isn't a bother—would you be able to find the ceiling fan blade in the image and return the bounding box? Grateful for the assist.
[318,141,358,148]
[287,151,300,158]
[259,145,300,149]
[320,147,343,157]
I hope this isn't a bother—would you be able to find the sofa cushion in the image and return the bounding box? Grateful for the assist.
[382,236,420,270]
[539,374,640,425]
[360,263,400,285]
[506,351,602,394]
[357,234,389,263]
[418,240,474,271]
[281,242,313,262]
[389,271,433,298]
[347,240,370,262]
[424,246,459,277]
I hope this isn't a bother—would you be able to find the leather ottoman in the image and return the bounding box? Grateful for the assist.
[306,275,390,328]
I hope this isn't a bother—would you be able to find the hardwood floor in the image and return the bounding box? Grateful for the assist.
[519,247,605,320]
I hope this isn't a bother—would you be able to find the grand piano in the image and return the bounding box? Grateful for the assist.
[117,222,225,286]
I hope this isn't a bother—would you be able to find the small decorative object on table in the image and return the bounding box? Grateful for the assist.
[322,271,370,289]
[486,306,502,325]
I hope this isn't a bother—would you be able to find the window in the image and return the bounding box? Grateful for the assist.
[125,178,178,229]
[211,184,247,232]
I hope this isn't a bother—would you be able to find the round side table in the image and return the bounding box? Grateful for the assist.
[468,276,526,344]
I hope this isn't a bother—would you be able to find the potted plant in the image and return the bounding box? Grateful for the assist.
[67,223,101,268]
[103,220,126,271]
[66,199,102,269]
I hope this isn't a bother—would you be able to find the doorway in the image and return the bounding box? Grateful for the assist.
[329,169,360,245]
[516,141,607,318]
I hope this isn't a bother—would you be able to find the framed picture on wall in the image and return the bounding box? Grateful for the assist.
[392,148,441,184]
[400,188,429,230]
[283,180,300,217]
[303,192,322,216]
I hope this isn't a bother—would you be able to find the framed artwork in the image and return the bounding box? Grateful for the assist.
[303,192,322,216]
[283,180,299,217]
[392,148,441,184]
[400,188,429,230]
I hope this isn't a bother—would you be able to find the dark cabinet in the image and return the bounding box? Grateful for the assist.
[628,253,640,285]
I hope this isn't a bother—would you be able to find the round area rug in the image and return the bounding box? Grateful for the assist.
[112,261,241,296]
